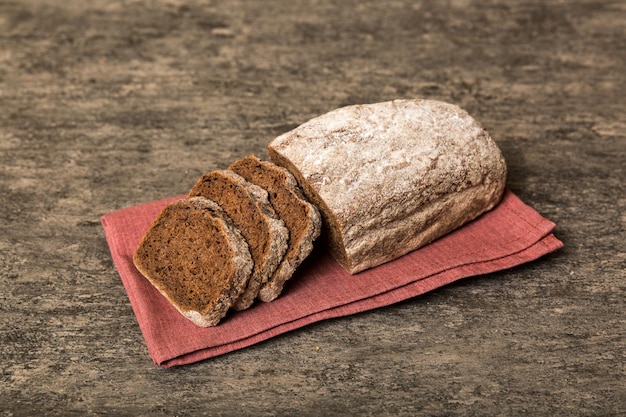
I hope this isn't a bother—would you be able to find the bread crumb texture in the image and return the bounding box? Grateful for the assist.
[188,170,289,310]
[133,197,253,327]
[229,155,321,302]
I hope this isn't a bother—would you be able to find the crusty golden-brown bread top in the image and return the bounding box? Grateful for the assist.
[268,99,507,273]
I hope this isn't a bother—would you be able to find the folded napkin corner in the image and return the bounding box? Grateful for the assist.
[101,189,562,367]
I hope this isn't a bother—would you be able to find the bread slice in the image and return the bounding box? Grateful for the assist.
[133,197,253,327]
[268,99,507,274]
[229,155,321,302]
[189,170,289,310]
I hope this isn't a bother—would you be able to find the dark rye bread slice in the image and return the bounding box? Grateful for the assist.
[189,170,289,310]
[229,155,322,302]
[133,197,253,327]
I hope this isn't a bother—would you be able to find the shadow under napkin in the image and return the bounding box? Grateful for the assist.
[101,189,562,367]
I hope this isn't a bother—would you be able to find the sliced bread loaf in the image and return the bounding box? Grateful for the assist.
[133,197,253,327]
[268,99,507,274]
[229,155,321,302]
[189,170,289,310]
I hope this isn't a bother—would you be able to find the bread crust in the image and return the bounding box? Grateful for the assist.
[268,99,507,274]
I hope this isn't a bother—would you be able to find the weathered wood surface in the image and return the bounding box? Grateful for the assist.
[1,1,624,416]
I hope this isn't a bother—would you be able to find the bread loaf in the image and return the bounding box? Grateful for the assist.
[188,170,289,310]
[229,155,322,302]
[268,99,507,274]
[133,197,253,327]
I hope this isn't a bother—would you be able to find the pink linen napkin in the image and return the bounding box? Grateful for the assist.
[101,189,562,367]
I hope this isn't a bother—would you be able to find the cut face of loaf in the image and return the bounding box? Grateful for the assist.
[132,197,253,327]
[189,170,289,310]
[268,99,508,274]
[229,155,322,302]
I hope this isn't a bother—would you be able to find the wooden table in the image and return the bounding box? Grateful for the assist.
[1,1,624,415]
